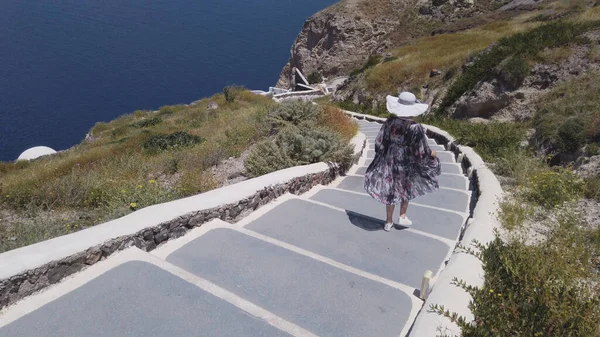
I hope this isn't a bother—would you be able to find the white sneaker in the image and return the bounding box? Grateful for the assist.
[384,222,394,231]
[397,216,412,227]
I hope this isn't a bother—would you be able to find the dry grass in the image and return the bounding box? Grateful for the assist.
[575,4,600,22]
[365,18,540,94]
[319,105,359,141]
[0,91,275,252]
[538,45,575,64]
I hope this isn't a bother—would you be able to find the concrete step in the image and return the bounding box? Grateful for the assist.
[165,227,412,337]
[245,197,452,288]
[0,260,290,337]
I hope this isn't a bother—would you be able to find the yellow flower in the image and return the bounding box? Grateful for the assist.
[137,184,143,189]
[489,289,494,293]
[149,179,156,184]
[129,202,137,209]
[121,189,126,193]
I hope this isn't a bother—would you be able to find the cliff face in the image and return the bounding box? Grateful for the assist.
[276,1,393,88]
[276,0,509,89]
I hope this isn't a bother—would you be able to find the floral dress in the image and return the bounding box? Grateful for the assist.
[364,117,441,205]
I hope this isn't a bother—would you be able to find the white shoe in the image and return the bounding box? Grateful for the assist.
[397,216,412,227]
[384,222,394,231]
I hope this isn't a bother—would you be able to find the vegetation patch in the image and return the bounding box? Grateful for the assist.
[307,72,323,84]
[419,116,528,162]
[245,101,357,177]
[534,72,600,157]
[223,85,246,102]
[0,89,275,252]
[365,19,539,95]
[350,55,383,77]
[131,116,163,128]
[436,20,600,115]
[143,132,205,154]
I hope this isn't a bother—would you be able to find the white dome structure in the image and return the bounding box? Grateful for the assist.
[17,146,57,161]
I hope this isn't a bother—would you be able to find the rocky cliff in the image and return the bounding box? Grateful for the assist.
[276,0,513,89]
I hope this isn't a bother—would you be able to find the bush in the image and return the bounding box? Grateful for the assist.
[223,85,245,102]
[142,132,205,154]
[268,100,322,129]
[176,168,217,196]
[307,72,323,84]
[498,55,530,90]
[557,117,585,154]
[434,225,600,337]
[245,126,353,177]
[521,168,584,209]
[244,140,296,177]
[131,116,162,128]
[534,73,600,156]
[584,174,600,201]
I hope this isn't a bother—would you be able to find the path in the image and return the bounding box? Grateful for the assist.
[0,120,471,337]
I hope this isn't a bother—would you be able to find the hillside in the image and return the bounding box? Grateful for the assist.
[276,0,525,88]
[0,90,357,253]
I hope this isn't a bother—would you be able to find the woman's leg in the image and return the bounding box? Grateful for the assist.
[386,204,395,223]
[399,200,409,218]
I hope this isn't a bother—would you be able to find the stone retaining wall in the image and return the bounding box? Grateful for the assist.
[0,136,366,311]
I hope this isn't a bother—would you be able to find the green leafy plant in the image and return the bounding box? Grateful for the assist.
[223,85,245,102]
[307,72,323,84]
[130,116,163,128]
[521,168,584,209]
[142,132,205,154]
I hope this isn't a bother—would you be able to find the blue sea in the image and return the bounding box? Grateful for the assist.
[0,0,337,161]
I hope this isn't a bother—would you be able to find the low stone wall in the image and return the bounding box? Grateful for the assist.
[340,110,503,337]
[0,134,366,311]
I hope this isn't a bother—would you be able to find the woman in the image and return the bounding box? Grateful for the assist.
[364,92,441,231]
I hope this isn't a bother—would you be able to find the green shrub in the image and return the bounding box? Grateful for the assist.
[534,73,600,156]
[557,117,585,154]
[433,224,600,337]
[245,126,353,177]
[584,143,600,156]
[142,132,205,154]
[276,127,353,165]
[244,140,296,177]
[498,55,530,90]
[223,85,245,102]
[268,101,322,129]
[307,72,323,84]
[131,116,162,128]
[584,174,600,201]
[521,168,584,209]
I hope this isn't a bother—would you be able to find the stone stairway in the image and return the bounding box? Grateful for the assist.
[0,120,471,337]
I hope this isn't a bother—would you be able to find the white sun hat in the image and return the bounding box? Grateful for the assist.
[386,91,429,117]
